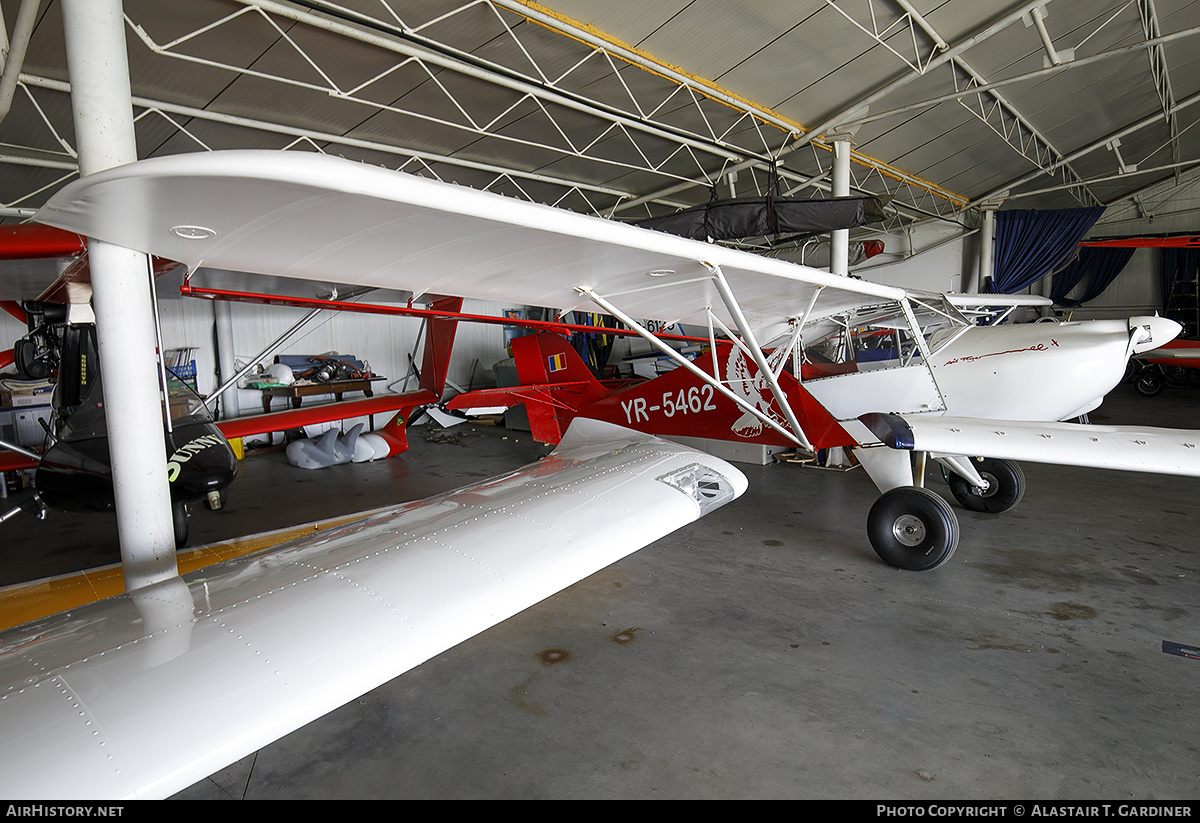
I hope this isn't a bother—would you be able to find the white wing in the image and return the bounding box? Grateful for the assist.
[0,419,746,799]
[35,150,903,331]
[860,413,1200,477]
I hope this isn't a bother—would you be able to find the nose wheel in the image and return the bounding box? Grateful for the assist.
[867,486,959,571]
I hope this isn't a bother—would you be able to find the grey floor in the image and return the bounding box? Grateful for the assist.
[5,384,1199,799]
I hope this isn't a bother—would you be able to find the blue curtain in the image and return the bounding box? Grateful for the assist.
[1161,248,1200,310]
[1050,246,1135,306]
[988,207,1106,294]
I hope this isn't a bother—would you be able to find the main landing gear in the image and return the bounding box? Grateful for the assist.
[945,457,1025,514]
[865,457,1025,571]
[867,487,959,571]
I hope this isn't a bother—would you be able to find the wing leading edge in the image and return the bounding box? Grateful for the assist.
[0,418,746,799]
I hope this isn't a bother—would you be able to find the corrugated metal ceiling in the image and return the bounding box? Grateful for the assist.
[1,0,1198,238]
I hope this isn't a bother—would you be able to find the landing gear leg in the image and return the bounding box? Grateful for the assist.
[867,486,959,571]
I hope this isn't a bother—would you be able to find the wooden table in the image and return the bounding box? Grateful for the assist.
[260,378,380,413]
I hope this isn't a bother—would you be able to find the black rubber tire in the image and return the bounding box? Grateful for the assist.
[867,486,959,571]
[947,458,1026,514]
[172,503,189,549]
[1135,366,1165,397]
[14,338,47,380]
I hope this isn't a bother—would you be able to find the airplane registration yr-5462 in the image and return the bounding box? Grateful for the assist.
[2,149,1198,799]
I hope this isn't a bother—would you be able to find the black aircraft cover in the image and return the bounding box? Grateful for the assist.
[635,194,888,242]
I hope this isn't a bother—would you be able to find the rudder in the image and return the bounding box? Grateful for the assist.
[512,332,599,387]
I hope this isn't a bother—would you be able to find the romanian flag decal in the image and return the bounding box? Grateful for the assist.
[547,353,567,373]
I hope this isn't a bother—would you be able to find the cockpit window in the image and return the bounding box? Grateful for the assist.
[165,367,213,426]
[55,365,212,442]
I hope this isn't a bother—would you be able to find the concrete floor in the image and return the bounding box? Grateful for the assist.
[4,384,1199,799]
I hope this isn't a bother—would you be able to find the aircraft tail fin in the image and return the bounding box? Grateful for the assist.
[419,296,462,399]
[443,333,600,445]
[509,333,603,444]
[511,332,599,387]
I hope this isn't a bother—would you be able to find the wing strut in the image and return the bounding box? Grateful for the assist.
[579,279,813,452]
[0,437,39,462]
[776,285,824,381]
[707,263,811,451]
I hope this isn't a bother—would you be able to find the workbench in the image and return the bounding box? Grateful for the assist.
[259,378,381,413]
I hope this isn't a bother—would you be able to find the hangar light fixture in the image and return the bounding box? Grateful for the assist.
[169,225,218,240]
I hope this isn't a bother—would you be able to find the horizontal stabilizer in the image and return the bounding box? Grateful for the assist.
[446,382,595,444]
[860,412,1200,477]
[0,450,38,472]
[0,419,746,799]
[446,383,591,411]
[215,390,435,439]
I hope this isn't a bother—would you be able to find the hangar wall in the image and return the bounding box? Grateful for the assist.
[854,219,1164,321]
[155,295,511,411]
[0,313,22,354]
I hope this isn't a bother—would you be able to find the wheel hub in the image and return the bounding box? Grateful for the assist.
[974,472,997,498]
[891,514,926,547]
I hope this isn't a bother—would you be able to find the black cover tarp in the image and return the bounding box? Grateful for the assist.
[634,195,888,241]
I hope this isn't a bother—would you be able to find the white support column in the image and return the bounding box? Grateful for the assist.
[213,300,241,419]
[830,136,852,277]
[975,205,996,293]
[62,0,178,590]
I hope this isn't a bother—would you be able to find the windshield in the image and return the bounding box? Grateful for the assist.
[165,366,213,426]
[56,364,213,442]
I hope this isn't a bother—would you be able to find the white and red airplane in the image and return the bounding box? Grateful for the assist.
[448,306,1183,569]
[26,150,1199,572]
[1,149,1196,798]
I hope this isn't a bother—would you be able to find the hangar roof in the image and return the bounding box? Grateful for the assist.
[2,0,1198,240]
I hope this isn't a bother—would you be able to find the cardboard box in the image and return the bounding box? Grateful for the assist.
[8,392,49,407]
